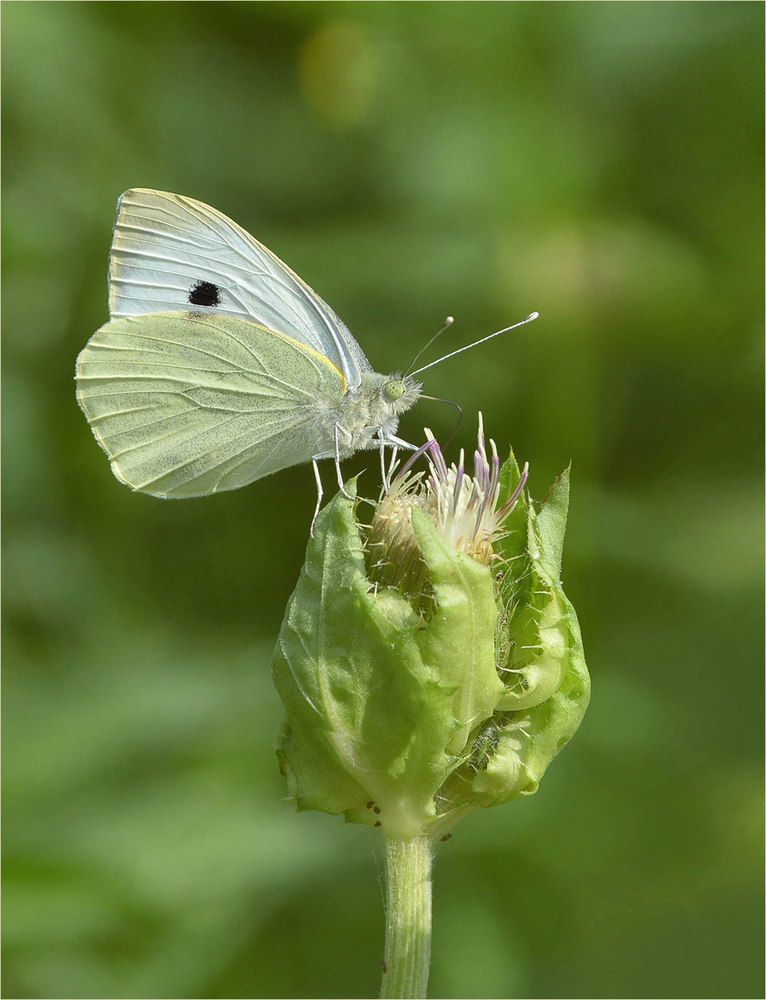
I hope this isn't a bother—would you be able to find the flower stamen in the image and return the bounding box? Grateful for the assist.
[368,414,529,584]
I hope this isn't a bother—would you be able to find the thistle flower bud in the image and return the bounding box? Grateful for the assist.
[272,418,589,840]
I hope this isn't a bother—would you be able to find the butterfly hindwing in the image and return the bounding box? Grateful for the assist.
[76,311,348,497]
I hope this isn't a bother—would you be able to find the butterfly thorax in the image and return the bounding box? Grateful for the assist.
[329,372,421,456]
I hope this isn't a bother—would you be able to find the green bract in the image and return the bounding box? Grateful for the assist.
[272,457,589,841]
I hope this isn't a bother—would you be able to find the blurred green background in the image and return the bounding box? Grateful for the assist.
[3,3,763,998]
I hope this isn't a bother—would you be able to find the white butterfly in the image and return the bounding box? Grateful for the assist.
[75,189,421,518]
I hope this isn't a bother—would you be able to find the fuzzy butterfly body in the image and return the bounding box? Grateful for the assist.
[76,189,421,498]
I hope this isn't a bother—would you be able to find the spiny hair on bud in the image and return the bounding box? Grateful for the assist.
[496,663,532,689]
[433,787,463,815]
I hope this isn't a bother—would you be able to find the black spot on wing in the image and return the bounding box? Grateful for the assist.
[188,280,221,307]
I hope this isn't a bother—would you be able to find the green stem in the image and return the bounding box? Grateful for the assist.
[380,834,433,1000]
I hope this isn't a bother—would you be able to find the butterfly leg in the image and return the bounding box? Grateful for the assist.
[378,435,403,493]
[378,432,393,491]
[386,435,418,451]
[378,430,417,490]
[333,423,354,499]
[310,459,324,537]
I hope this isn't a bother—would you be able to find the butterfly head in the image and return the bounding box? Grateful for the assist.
[340,372,422,455]
[381,373,422,415]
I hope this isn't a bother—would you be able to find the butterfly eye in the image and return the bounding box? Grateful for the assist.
[383,380,405,402]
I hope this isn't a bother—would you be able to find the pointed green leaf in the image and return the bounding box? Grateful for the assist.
[536,466,571,579]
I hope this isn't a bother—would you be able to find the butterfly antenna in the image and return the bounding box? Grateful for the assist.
[405,316,454,376]
[410,312,539,377]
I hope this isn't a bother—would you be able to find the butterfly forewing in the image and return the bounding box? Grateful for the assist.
[108,189,371,388]
[76,312,348,497]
